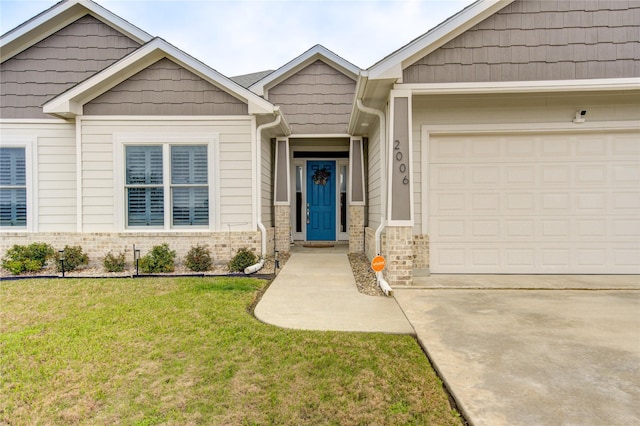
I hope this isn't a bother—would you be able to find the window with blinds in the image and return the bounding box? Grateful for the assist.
[171,146,208,226]
[126,146,164,226]
[125,144,209,228]
[0,147,27,227]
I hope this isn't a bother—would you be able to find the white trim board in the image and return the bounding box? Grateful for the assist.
[398,78,640,95]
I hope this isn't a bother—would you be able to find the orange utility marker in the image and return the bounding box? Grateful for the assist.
[371,255,385,273]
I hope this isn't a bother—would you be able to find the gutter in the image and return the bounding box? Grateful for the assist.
[355,99,392,296]
[245,108,283,274]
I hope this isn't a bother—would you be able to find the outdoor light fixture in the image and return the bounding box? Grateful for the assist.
[59,250,66,278]
[133,244,141,276]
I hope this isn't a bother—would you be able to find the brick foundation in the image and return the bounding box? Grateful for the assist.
[382,226,413,286]
[348,205,365,253]
[413,234,429,271]
[274,205,291,253]
[265,226,275,257]
[0,231,261,268]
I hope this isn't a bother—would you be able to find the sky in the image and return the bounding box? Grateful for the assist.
[0,0,475,77]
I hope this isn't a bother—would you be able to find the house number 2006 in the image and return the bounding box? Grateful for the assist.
[394,140,409,185]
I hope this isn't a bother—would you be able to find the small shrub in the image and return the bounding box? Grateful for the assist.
[103,251,126,272]
[185,244,212,272]
[3,260,25,275]
[139,243,175,273]
[1,242,54,275]
[24,259,43,272]
[55,245,88,272]
[228,248,257,272]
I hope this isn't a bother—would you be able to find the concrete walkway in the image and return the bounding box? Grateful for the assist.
[254,248,413,334]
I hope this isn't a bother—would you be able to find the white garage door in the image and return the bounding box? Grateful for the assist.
[428,130,640,274]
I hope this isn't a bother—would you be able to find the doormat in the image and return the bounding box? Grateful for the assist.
[302,244,335,248]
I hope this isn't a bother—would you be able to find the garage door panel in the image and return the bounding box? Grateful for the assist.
[613,135,640,155]
[507,192,536,211]
[576,136,608,156]
[428,130,640,273]
[506,165,536,184]
[471,166,500,184]
[613,164,640,184]
[471,193,501,211]
[612,191,640,209]
[613,220,640,238]
[577,165,608,184]
[430,242,640,274]
[614,248,640,267]
[541,165,571,184]
[541,137,571,157]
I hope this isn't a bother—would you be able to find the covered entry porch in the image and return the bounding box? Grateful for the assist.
[273,136,366,254]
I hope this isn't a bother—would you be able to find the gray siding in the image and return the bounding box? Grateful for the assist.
[268,60,356,134]
[0,15,140,119]
[84,58,248,115]
[403,0,640,83]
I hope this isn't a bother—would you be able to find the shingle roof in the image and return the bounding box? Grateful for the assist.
[230,70,274,89]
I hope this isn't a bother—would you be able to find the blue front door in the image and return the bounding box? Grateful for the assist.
[307,160,336,241]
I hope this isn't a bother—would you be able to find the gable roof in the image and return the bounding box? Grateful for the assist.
[367,0,514,80]
[249,44,360,97]
[0,0,152,63]
[43,37,278,118]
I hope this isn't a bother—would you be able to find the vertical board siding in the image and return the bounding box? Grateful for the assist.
[0,15,140,119]
[84,58,249,116]
[261,134,273,227]
[403,0,640,83]
[0,122,77,230]
[367,121,382,232]
[80,119,253,232]
[268,60,356,134]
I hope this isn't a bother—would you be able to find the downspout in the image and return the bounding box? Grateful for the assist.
[355,99,392,296]
[245,109,282,274]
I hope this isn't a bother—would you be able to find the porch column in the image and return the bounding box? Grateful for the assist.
[274,138,291,253]
[384,91,414,286]
[349,137,365,253]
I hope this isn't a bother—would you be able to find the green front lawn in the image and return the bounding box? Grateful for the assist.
[1,277,462,425]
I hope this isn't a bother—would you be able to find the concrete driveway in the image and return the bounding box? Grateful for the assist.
[394,275,640,426]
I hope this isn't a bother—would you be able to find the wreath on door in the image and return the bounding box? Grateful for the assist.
[312,167,331,186]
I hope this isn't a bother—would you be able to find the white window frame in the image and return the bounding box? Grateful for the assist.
[0,138,37,232]
[114,134,219,232]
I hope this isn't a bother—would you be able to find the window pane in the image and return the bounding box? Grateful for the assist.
[295,166,302,232]
[173,187,209,226]
[0,147,27,226]
[0,147,26,186]
[0,188,26,226]
[127,187,164,226]
[171,146,207,184]
[126,146,163,185]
